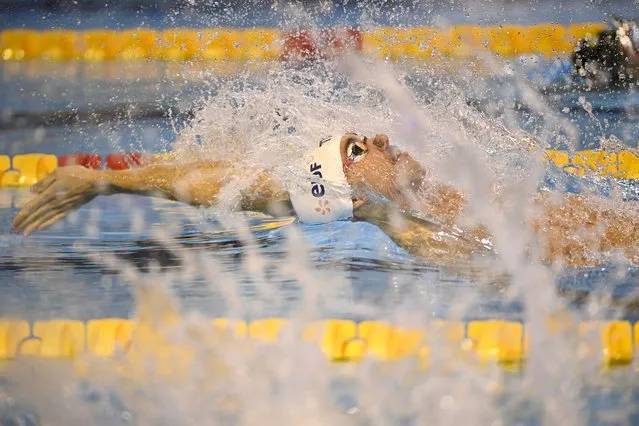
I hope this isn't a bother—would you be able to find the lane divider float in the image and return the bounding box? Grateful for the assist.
[0,22,607,62]
[0,152,157,188]
[0,317,635,369]
[545,149,639,180]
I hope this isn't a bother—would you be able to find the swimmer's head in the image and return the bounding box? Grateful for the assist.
[290,132,425,223]
[338,132,426,206]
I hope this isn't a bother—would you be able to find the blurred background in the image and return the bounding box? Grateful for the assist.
[0,0,637,28]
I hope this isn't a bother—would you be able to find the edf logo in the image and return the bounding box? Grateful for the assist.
[309,163,325,197]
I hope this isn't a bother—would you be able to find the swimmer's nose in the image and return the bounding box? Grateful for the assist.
[371,134,389,151]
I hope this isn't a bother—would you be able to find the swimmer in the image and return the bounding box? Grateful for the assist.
[11,133,639,270]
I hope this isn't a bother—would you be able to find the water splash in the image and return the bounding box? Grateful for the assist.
[3,6,639,426]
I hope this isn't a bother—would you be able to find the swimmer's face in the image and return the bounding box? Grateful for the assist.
[338,133,425,206]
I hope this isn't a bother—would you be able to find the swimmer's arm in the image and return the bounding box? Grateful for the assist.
[101,161,235,205]
[354,202,496,280]
[354,203,489,260]
[13,162,292,236]
[99,162,293,214]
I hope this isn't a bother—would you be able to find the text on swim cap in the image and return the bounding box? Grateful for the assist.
[310,163,325,197]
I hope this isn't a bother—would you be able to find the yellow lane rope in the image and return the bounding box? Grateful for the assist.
[0,23,607,62]
[0,317,634,368]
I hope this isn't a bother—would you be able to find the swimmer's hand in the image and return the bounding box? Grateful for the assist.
[13,166,102,236]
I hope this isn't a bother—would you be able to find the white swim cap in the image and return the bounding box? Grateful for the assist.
[290,135,354,224]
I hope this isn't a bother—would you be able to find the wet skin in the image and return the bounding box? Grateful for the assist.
[12,133,639,270]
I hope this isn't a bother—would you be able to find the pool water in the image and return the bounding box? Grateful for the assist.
[1,58,638,321]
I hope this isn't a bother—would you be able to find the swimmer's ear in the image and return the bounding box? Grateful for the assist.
[372,134,389,151]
